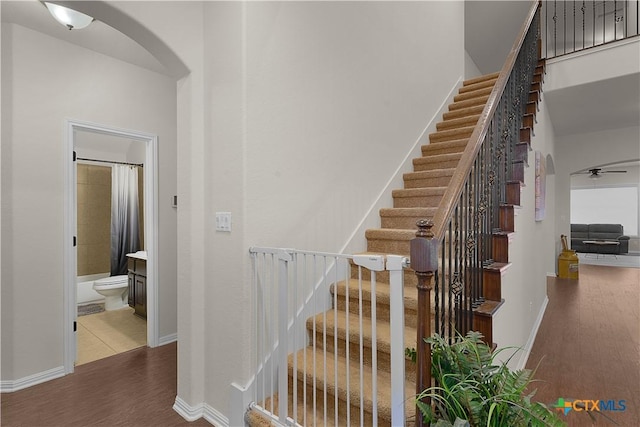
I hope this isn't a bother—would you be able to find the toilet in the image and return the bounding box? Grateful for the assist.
[93,275,129,311]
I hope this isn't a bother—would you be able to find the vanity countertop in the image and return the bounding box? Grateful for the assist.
[126,251,147,260]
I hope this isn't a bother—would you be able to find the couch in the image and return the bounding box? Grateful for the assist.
[570,224,630,254]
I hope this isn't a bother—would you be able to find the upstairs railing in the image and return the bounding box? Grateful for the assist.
[542,0,640,58]
[413,3,543,425]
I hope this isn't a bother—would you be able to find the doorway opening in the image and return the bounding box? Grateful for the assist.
[63,120,159,373]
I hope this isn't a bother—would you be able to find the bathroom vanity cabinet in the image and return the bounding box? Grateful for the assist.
[127,257,147,319]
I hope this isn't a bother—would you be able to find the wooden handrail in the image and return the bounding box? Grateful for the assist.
[431,0,541,241]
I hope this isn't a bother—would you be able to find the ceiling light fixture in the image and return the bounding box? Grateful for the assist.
[44,2,94,30]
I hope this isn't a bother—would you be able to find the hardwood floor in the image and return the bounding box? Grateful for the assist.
[2,264,637,427]
[526,264,640,427]
[1,343,213,427]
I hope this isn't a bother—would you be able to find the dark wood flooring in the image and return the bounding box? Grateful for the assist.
[526,264,640,427]
[1,342,213,427]
[2,264,638,426]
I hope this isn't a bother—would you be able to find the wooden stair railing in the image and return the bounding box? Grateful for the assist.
[413,1,544,425]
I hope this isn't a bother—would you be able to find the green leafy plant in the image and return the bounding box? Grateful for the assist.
[414,331,565,427]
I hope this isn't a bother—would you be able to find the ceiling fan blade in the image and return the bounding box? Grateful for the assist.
[601,170,627,173]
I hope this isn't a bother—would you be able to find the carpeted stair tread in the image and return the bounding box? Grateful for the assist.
[453,85,494,102]
[288,347,416,425]
[392,187,447,198]
[421,138,469,156]
[429,125,475,143]
[379,207,437,229]
[332,278,419,307]
[393,187,446,208]
[380,207,437,217]
[365,228,417,241]
[436,114,481,131]
[458,76,498,94]
[463,71,500,86]
[412,153,462,171]
[448,95,490,111]
[442,104,485,121]
[403,168,455,188]
[307,309,418,355]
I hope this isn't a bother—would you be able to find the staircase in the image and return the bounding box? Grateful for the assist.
[247,67,545,426]
[246,2,547,424]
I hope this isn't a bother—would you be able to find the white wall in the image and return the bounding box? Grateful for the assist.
[555,125,640,244]
[0,23,178,381]
[571,165,640,242]
[493,95,557,370]
[108,0,465,421]
[201,0,466,419]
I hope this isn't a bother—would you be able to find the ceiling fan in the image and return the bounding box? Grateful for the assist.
[581,167,628,179]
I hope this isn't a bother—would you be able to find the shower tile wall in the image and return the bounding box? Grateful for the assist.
[77,164,111,276]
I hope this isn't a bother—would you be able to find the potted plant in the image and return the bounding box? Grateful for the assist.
[408,331,565,427]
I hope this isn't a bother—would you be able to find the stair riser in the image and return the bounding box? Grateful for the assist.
[463,72,500,86]
[459,78,497,94]
[442,105,485,121]
[393,194,444,208]
[448,96,489,111]
[436,115,480,131]
[453,86,493,102]
[381,215,434,230]
[429,128,474,144]
[334,296,418,329]
[367,239,411,256]
[289,377,385,427]
[413,158,461,172]
[421,141,468,156]
[309,329,417,384]
[404,175,453,188]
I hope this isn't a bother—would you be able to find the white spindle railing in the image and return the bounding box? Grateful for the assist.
[249,247,408,426]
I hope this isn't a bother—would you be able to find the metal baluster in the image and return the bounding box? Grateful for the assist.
[591,1,596,46]
[564,0,567,54]
[613,0,618,40]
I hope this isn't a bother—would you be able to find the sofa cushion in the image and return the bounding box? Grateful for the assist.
[588,224,624,240]
[571,224,590,239]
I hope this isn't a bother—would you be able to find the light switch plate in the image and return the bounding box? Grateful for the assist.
[215,212,232,232]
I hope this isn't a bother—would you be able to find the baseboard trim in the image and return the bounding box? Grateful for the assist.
[0,365,66,393]
[158,333,177,346]
[173,396,204,422]
[204,403,229,427]
[517,295,549,371]
[173,396,229,427]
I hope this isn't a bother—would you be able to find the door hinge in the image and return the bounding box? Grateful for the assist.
[73,151,77,162]
[73,321,77,332]
[73,236,77,247]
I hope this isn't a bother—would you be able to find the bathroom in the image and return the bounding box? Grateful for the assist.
[75,130,147,365]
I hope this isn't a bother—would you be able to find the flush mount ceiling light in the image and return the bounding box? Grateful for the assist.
[43,2,94,30]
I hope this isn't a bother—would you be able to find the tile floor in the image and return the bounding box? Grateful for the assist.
[76,306,147,366]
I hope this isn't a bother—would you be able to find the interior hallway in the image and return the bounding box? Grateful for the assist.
[526,264,640,426]
[2,264,638,426]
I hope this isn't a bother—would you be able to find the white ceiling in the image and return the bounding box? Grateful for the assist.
[0,0,169,76]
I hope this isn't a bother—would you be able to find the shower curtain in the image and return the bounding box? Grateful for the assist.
[110,165,140,276]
